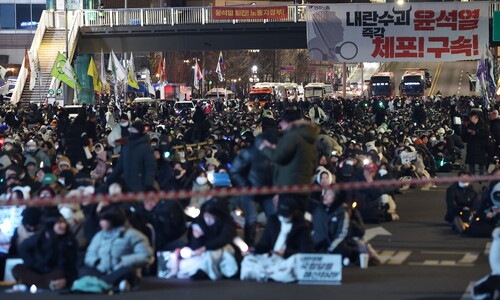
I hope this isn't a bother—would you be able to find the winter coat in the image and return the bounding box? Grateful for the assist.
[490,119,500,148]
[462,120,489,165]
[190,181,211,209]
[254,214,314,258]
[317,134,343,157]
[189,205,237,251]
[84,225,153,274]
[136,200,187,251]
[491,228,500,275]
[311,202,350,253]
[262,121,319,186]
[23,149,51,169]
[65,116,90,166]
[109,135,157,192]
[445,182,478,223]
[18,230,78,280]
[230,137,273,188]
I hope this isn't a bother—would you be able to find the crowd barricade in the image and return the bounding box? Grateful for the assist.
[2,174,499,208]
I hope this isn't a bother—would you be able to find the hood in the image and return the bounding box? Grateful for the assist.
[290,121,320,144]
[24,156,38,167]
[0,154,11,168]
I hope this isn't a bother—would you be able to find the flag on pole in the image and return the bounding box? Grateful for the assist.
[0,65,7,79]
[156,54,164,83]
[127,52,139,89]
[28,50,37,90]
[50,52,81,91]
[100,49,107,87]
[485,47,497,97]
[194,60,203,89]
[145,69,155,96]
[162,56,167,83]
[87,56,102,93]
[109,50,127,82]
[216,51,224,82]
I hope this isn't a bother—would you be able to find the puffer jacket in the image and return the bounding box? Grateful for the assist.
[108,135,157,192]
[230,136,273,188]
[84,225,153,274]
[263,121,319,186]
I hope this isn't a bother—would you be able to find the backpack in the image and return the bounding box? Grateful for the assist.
[71,276,113,294]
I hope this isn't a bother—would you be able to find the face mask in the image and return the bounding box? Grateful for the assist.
[204,214,215,226]
[76,163,84,171]
[3,145,12,151]
[458,182,470,188]
[430,137,437,142]
[120,121,129,127]
[196,177,208,185]
[378,169,388,176]
[173,169,182,176]
[151,143,158,148]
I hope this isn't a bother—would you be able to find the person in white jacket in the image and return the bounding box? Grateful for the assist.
[308,102,327,124]
[472,227,500,299]
[107,113,130,155]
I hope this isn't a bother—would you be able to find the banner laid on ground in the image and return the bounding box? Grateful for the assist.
[212,6,288,20]
[306,2,489,62]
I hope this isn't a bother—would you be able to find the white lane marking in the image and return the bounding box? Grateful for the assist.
[460,282,474,300]
[378,250,411,265]
[409,251,478,267]
[364,227,392,242]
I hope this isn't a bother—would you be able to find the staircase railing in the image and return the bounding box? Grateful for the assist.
[10,10,49,105]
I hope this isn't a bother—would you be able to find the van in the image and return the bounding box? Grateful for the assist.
[173,101,195,114]
[63,105,84,119]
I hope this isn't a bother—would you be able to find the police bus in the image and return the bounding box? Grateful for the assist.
[369,72,396,97]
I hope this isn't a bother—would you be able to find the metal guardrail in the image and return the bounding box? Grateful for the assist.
[81,5,306,27]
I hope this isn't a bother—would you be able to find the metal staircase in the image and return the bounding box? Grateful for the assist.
[20,29,66,105]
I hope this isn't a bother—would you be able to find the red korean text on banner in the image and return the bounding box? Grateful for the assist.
[212,6,288,20]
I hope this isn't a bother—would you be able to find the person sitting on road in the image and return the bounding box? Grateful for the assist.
[79,204,153,292]
[444,171,479,233]
[240,198,314,283]
[12,210,77,291]
[165,198,239,280]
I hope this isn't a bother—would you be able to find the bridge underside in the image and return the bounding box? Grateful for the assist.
[78,22,307,53]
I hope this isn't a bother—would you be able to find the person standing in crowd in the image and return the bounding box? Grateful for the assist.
[488,110,500,165]
[12,211,77,291]
[259,108,319,212]
[462,110,489,175]
[80,205,153,292]
[231,133,275,247]
[107,113,130,154]
[108,121,156,192]
[308,102,327,124]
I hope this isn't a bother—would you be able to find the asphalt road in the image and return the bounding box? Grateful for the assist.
[383,61,478,98]
[0,173,493,300]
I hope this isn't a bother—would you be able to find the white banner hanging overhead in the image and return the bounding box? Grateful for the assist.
[306,2,489,62]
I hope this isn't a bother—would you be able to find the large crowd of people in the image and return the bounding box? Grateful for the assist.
[0,94,497,296]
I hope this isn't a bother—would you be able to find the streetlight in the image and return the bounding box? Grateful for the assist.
[251,65,258,74]
[396,0,405,5]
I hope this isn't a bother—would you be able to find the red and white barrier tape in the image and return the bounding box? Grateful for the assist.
[3,174,500,207]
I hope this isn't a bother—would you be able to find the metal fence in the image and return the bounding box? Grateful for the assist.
[81,5,306,27]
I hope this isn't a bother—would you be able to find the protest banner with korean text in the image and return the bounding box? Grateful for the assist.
[306,2,489,62]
